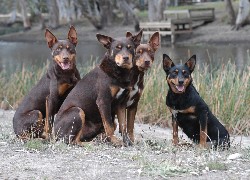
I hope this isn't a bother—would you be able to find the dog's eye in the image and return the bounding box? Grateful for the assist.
[183,70,188,76]
[139,49,143,54]
[127,44,131,49]
[173,70,178,75]
[116,45,122,50]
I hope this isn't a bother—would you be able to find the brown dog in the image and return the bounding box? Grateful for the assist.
[113,32,160,145]
[54,31,143,146]
[13,26,81,139]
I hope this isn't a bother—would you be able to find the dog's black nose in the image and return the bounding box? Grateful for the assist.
[123,56,129,62]
[145,61,150,66]
[179,79,184,84]
[63,57,69,61]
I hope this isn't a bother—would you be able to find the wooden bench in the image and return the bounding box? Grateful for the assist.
[164,10,190,20]
[140,19,192,44]
[188,8,215,22]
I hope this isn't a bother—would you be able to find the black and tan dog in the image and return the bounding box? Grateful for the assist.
[162,54,230,149]
[13,26,81,139]
[113,31,160,145]
[54,31,143,146]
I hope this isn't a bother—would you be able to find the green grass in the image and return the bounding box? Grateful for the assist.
[0,59,249,135]
[24,138,47,151]
[206,161,227,171]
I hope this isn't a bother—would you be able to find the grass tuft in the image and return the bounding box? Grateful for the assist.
[206,161,227,171]
[24,139,47,151]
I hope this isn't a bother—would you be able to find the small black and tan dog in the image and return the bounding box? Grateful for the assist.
[113,31,160,145]
[162,54,230,149]
[13,26,81,139]
[54,31,142,146]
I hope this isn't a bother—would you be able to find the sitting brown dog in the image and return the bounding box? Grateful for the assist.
[13,26,80,139]
[54,31,142,146]
[113,31,160,145]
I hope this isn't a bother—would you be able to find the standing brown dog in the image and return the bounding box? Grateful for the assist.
[113,32,160,145]
[54,31,143,146]
[13,26,81,139]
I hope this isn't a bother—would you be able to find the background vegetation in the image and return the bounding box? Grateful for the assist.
[1,55,249,135]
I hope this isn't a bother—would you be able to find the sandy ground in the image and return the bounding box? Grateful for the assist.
[0,110,250,180]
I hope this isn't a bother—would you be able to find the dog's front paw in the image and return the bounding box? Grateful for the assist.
[109,135,123,147]
[172,138,179,145]
[198,142,208,149]
[123,133,133,146]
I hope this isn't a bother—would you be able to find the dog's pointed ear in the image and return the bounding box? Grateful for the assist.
[68,25,77,46]
[131,29,143,47]
[96,33,113,49]
[45,29,58,49]
[185,55,196,73]
[163,54,174,74]
[126,31,133,38]
[148,31,160,52]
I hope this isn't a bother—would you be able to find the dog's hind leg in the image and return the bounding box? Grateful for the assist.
[14,110,44,140]
[54,107,90,145]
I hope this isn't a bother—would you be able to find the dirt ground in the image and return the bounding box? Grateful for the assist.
[0,110,250,180]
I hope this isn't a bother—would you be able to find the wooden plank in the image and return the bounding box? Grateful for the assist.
[140,19,192,44]
[188,8,215,22]
[163,10,190,20]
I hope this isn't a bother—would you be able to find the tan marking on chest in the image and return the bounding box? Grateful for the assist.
[58,83,73,95]
[169,106,196,118]
[110,85,121,98]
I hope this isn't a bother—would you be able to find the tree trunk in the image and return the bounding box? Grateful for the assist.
[234,0,250,30]
[99,0,114,27]
[225,0,236,25]
[117,0,140,31]
[31,0,45,30]
[7,0,18,25]
[76,0,103,30]
[148,0,167,22]
[47,0,59,29]
[19,0,31,30]
[56,0,69,24]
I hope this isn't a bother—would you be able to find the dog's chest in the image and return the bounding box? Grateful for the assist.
[115,75,141,107]
[169,106,196,119]
[126,75,141,107]
[58,83,73,96]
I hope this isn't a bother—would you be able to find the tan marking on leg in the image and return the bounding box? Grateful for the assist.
[99,110,122,146]
[116,106,126,135]
[72,108,85,145]
[172,119,179,145]
[199,123,208,148]
[42,97,50,139]
[127,107,137,143]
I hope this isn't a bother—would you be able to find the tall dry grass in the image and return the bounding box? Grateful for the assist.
[138,61,250,135]
[0,58,249,135]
